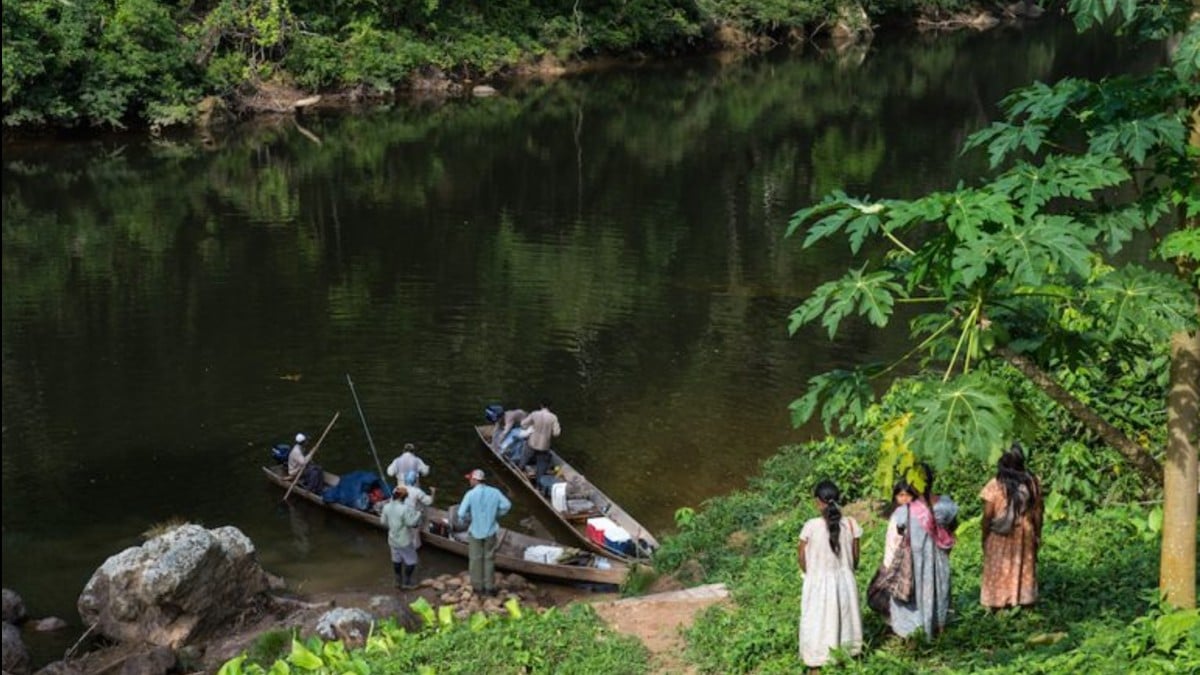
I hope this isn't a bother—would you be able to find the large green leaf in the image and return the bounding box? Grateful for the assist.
[993,154,1129,214]
[1157,227,1200,266]
[1086,266,1198,342]
[945,188,1016,240]
[788,267,903,338]
[905,373,1014,468]
[1088,113,1186,165]
[1086,202,1162,254]
[789,368,878,433]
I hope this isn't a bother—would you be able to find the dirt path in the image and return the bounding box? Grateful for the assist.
[590,584,730,674]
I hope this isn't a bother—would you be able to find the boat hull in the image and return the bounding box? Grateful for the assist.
[263,465,628,586]
[474,424,659,563]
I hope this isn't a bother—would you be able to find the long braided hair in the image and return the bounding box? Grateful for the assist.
[813,480,843,555]
[997,443,1036,517]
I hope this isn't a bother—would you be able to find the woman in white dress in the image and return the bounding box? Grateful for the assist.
[797,480,863,669]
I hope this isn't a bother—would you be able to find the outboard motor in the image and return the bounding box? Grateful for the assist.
[484,404,504,423]
[271,443,291,465]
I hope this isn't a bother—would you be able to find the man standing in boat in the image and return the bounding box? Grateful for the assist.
[386,443,430,487]
[457,469,512,596]
[520,400,561,483]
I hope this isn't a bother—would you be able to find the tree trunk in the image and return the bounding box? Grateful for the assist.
[1160,329,1199,608]
[997,347,1162,483]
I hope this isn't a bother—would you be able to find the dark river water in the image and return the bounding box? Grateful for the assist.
[1,17,1153,665]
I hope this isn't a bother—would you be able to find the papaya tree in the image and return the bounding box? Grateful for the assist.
[786,2,1198,606]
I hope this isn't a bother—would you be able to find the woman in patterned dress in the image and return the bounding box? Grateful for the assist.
[980,443,1043,609]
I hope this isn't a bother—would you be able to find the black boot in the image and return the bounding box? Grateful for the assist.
[393,562,405,588]
[402,564,418,589]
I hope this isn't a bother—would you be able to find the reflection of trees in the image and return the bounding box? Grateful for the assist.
[1,21,1155,511]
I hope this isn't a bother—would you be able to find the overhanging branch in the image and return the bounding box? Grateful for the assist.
[996,346,1162,484]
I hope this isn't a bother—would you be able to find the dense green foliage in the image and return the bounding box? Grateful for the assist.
[219,601,648,674]
[658,433,1199,673]
[1,0,975,129]
[785,0,1198,480]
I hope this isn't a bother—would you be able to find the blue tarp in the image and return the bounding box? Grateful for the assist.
[322,470,389,510]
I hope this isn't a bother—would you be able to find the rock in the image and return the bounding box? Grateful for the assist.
[315,607,373,646]
[830,2,874,45]
[116,645,175,675]
[195,97,231,128]
[33,661,83,675]
[30,617,69,632]
[292,95,321,109]
[3,588,27,624]
[78,524,270,648]
[366,596,421,633]
[3,621,31,674]
[1007,1,1044,19]
[472,85,498,97]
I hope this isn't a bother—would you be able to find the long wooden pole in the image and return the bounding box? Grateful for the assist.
[282,411,340,502]
[346,374,393,497]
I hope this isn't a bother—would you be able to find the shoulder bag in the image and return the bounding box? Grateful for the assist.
[884,509,915,603]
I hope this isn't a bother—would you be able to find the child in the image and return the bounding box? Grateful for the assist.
[797,480,863,670]
[867,480,917,618]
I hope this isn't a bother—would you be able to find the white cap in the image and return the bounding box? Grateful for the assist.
[295,433,308,444]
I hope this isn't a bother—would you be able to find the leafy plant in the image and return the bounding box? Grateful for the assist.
[785,0,1198,604]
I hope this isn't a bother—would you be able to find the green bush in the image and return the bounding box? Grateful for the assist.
[220,601,649,675]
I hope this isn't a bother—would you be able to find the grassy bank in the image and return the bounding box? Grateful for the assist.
[217,429,1197,673]
[658,440,1199,673]
[2,0,985,130]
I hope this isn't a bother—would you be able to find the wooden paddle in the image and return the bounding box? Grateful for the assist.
[282,411,340,502]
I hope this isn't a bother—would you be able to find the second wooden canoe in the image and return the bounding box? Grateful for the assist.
[474,423,659,563]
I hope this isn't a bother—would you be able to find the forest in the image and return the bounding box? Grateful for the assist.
[3,0,980,130]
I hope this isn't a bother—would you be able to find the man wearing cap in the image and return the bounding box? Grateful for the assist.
[457,469,511,596]
[287,433,311,478]
[380,485,422,589]
[386,443,431,487]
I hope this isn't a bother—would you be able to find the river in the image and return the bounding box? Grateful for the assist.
[0,16,1155,665]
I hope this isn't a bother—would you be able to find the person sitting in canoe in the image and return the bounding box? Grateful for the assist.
[495,407,526,447]
[386,443,430,487]
[287,432,311,478]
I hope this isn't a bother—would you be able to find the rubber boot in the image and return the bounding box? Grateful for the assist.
[403,564,418,589]
[392,562,405,589]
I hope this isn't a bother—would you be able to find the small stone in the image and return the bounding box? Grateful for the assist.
[31,617,69,632]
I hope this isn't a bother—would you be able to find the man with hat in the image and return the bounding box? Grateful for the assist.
[386,443,431,488]
[287,432,311,478]
[380,485,422,589]
[456,469,511,596]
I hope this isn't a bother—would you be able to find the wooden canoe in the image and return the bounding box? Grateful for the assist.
[474,424,659,563]
[262,464,628,586]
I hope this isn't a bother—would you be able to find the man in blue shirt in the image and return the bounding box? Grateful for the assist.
[457,468,512,596]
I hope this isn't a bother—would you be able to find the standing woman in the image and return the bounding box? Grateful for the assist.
[889,464,958,640]
[797,480,863,670]
[980,443,1043,609]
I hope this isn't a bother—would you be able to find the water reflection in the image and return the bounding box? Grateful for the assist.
[1,18,1156,664]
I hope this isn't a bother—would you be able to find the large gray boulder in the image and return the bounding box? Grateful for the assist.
[315,607,374,646]
[3,588,27,624]
[3,621,31,674]
[77,524,270,648]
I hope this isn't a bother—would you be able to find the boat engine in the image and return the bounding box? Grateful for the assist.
[270,443,290,465]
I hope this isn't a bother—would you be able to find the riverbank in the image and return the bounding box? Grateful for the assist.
[2,1,1023,134]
